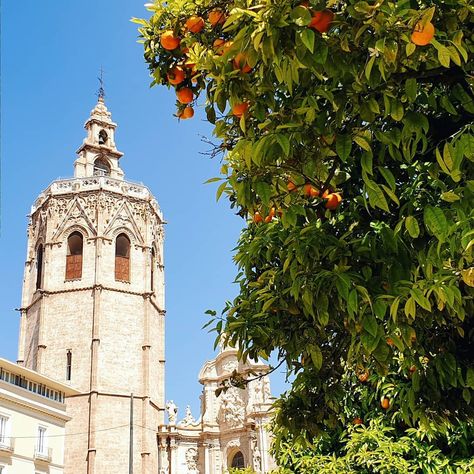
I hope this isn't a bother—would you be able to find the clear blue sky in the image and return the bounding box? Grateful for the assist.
[0,1,286,418]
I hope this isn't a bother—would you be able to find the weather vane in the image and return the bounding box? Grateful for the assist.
[97,67,105,99]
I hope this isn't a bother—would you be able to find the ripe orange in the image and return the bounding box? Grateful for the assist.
[324,192,342,210]
[358,371,369,383]
[353,417,363,425]
[222,41,234,54]
[253,212,263,224]
[178,106,194,120]
[411,21,435,46]
[160,30,181,50]
[232,102,249,118]
[167,66,185,85]
[264,208,276,223]
[176,87,194,104]
[213,38,226,54]
[287,181,297,192]
[185,16,205,33]
[381,397,390,410]
[409,365,417,374]
[304,183,320,198]
[386,337,395,347]
[233,52,252,73]
[309,10,334,33]
[208,9,226,27]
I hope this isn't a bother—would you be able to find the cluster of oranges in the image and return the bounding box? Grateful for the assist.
[253,207,278,224]
[288,180,342,210]
[159,8,255,120]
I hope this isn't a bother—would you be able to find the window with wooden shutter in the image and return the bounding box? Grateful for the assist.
[115,234,130,282]
[65,232,83,280]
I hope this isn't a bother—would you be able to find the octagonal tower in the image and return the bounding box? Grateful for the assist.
[17,96,165,473]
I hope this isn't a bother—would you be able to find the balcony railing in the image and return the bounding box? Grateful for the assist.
[0,437,14,453]
[34,447,52,463]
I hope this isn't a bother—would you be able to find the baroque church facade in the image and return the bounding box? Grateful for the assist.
[15,96,275,473]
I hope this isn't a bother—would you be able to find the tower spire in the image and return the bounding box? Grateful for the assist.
[97,66,105,100]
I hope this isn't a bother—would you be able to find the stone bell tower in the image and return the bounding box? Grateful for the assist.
[17,95,165,473]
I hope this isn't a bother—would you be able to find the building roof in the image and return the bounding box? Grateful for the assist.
[0,357,81,397]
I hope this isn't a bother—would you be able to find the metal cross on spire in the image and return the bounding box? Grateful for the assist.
[97,67,105,99]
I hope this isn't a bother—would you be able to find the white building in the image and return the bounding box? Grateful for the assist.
[0,357,80,474]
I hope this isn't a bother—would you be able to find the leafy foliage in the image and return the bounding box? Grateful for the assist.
[136,0,474,460]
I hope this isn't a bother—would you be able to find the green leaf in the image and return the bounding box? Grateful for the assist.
[300,28,315,53]
[216,181,228,201]
[406,42,416,57]
[365,179,390,212]
[404,296,416,319]
[441,191,460,202]
[390,99,404,121]
[290,6,312,26]
[405,78,417,102]
[405,216,420,238]
[336,134,352,162]
[437,45,451,68]
[365,55,376,81]
[309,344,323,371]
[275,134,290,157]
[467,368,474,389]
[362,313,378,337]
[255,181,272,205]
[424,206,448,241]
[354,135,371,151]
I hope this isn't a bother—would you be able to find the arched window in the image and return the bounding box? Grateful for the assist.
[115,234,130,282]
[36,244,44,290]
[65,232,83,280]
[231,451,245,469]
[151,247,155,291]
[98,129,108,145]
[93,158,111,177]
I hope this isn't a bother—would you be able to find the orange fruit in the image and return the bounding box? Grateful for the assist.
[178,106,194,120]
[160,30,181,50]
[208,9,226,27]
[176,87,194,104]
[324,192,342,210]
[386,337,395,347]
[304,183,320,198]
[353,417,363,425]
[233,52,252,73]
[309,10,334,33]
[222,41,234,54]
[213,38,226,54]
[411,21,435,46]
[253,212,263,224]
[381,397,390,410]
[167,66,185,85]
[232,102,249,118]
[264,208,276,223]
[287,181,297,192]
[409,365,417,374]
[185,16,205,33]
[358,371,369,383]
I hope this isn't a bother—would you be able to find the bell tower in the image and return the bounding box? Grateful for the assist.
[17,96,165,473]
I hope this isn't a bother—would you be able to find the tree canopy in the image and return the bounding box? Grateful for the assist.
[136,0,474,469]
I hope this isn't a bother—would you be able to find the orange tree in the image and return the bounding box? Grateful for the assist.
[136,0,474,469]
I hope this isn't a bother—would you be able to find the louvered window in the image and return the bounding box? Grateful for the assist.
[65,232,83,280]
[115,234,130,282]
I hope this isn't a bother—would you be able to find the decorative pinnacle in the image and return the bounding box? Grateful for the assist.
[97,66,105,100]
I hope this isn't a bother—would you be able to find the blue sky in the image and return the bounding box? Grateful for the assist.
[0,1,287,417]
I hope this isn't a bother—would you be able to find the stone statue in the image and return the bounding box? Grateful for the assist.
[180,405,196,426]
[166,400,178,424]
[185,447,199,473]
